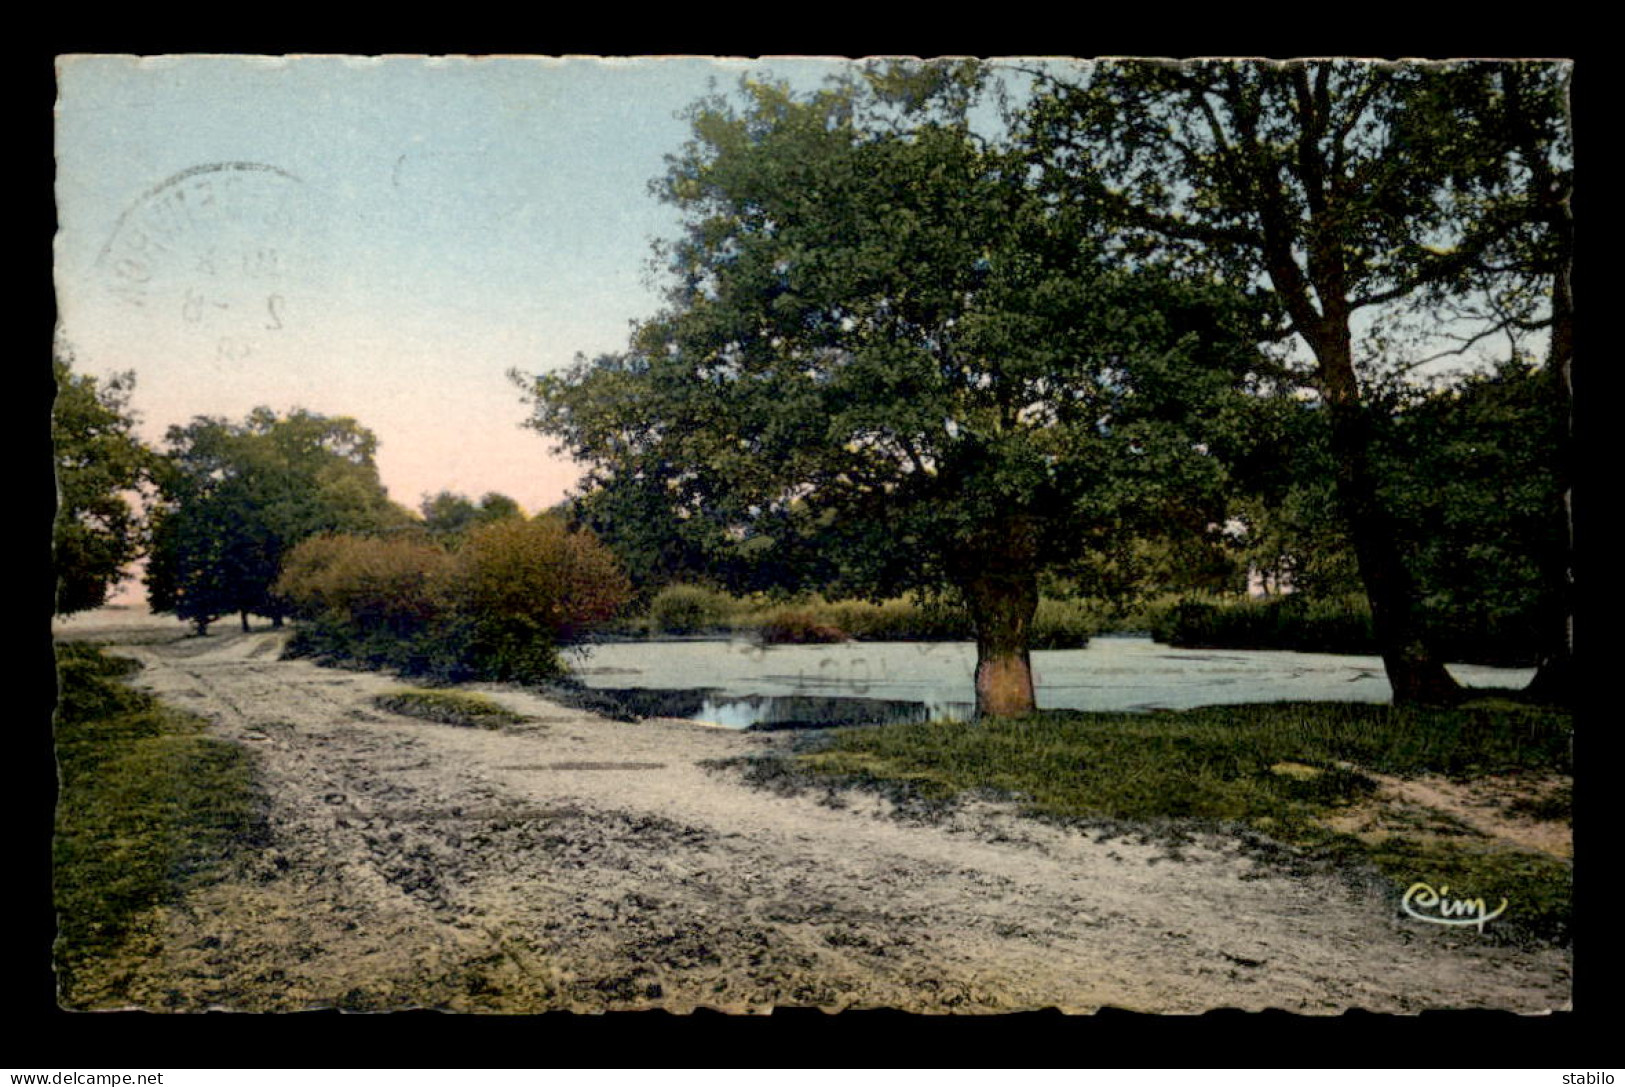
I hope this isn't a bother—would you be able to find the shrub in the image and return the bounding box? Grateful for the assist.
[277,517,631,684]
[824,598,974,641]
[1153,594,1377,655]
[373,688,526,729]
[277,532,454,635]
[1031,598,1095,649]
[646,583,736,635]
[450,517,632,680]
[757,607,848,644]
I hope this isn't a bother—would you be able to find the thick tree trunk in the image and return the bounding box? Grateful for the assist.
[1243,86,1461,707]
[1504,65,1575,707]
[1525,188,1575,706]
[957,564,1040,719]
[1320,353,1461,706]
[240,610,250,633]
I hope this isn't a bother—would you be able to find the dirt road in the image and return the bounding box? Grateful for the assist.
[58,616,1572,1013]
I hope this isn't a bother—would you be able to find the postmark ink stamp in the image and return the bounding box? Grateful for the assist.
[96,162,306,364]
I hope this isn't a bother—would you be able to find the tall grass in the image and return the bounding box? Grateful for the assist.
[1149,592,1544,666]
[628,587,1097,647]
[53,643,269,1002]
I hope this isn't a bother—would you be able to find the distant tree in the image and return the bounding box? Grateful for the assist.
[518,65,1269,717]
[419,490,523,544]
[51,354,156,615]
[145,408,415,634]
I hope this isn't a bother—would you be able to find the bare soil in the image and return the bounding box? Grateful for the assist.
[54,610,1572,1014]
[1323,772,1572,860]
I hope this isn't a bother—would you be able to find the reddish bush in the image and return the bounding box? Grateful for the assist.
[452,516,632,640]
[277,518,631,683]
[757,608,847,645]
[276,533,453,635]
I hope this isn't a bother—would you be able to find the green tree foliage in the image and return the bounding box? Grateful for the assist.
[418,490,524,545]
[1379,362,1566,665]
[52,356,156,615]
[1225,362,1564,665]
[518,65,1269,716]
[1023,58,1572,703]
[145,408,415,633]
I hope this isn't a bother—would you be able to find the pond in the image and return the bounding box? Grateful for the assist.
[564,635,1535,729]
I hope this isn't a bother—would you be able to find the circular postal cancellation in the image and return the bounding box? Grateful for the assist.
[96,162,313,364]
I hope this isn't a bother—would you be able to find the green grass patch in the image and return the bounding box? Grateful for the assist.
[775,698,1572,944]
[1302,829,1573,947]
[373,688,527,729]
[54,642,269,1002]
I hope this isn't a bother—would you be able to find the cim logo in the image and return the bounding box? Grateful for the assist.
[1401,882,1509,933]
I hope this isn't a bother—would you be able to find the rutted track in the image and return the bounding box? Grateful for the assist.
[59,617,1572,1013]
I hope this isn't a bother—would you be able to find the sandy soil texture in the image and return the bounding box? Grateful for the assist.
[54,612,1572,1014]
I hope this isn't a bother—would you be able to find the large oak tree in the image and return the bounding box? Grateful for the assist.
[519,65,1269,717]
[1023,58,1572,704]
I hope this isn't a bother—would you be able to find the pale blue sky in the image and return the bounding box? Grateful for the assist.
[54,54,905,518]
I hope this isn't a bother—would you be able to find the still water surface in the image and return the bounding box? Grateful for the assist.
[566,635,1535,729]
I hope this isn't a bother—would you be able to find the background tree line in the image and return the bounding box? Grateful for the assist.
[50,364,626,678]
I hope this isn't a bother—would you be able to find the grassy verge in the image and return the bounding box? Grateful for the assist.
[742,697,1572,945]
[373,688,528,729]
[53,642,269,1002]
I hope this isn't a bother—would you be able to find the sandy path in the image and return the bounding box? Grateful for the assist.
[62,620,1571,1014]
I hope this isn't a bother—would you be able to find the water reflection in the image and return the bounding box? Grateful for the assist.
[701,694,973,730]
[547,684,971,730]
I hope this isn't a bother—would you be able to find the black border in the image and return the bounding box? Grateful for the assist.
[25,37,1613,1070]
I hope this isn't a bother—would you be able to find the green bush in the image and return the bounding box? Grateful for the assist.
[646,583,737,635]
[1031,598,1095,649]
[1154,594,1378,655]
